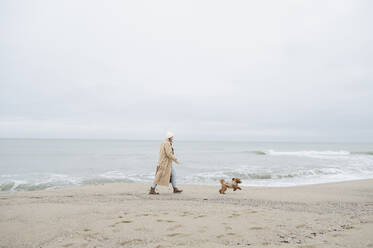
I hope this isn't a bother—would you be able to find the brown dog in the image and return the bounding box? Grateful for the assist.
[219,178,242,194]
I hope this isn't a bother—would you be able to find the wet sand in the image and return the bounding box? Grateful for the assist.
[0,179,373,248]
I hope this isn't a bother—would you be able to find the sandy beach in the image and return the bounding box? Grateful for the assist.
[0,180,372,248]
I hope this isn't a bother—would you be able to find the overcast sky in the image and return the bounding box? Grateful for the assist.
[0,0,372,142]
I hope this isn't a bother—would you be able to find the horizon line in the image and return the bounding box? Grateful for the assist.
[0,137,372,144]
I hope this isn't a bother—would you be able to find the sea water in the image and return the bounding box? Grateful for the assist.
[1,139,373,191]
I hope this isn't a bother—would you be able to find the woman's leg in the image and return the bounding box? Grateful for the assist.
[170,166,177,188]
[149,183,159,194]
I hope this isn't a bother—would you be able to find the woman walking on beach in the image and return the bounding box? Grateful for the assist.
[149,132,183,194]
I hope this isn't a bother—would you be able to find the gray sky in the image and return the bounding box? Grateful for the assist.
[1,0,372,141]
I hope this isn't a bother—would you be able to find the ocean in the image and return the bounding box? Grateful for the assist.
[1,139,373,192]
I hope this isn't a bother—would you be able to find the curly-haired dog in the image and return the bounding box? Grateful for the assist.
[219,178,242,194]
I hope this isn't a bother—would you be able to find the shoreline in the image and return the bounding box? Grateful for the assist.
[1,179,372,247]
[2,177,373,195]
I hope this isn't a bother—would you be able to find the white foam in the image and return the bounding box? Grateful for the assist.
[1,146,372,191]
[266,150,350,157]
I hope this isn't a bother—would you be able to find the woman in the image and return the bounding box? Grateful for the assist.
[149,132,183,194]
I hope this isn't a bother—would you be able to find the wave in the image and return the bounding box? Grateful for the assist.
[267,150,351,157]
[1,167,372,191]
[242,151,267,155]
[0,181,52,192]
[185,167,347,182]
[243,150,373,157]
[13,183,56,191]
[0,182,15,191]
[1,158,372,192]
[0,179,136,192]
[0,171,153,192]
[351,151,373,156]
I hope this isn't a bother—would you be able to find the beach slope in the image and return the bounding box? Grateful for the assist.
[1,180,373,248]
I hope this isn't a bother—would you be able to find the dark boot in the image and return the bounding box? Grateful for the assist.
[173,187,183,193]
[149,187,159,195]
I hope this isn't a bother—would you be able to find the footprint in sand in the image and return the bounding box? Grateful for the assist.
[109,220,132,227]
[30,196,42,199]
[156,219,176,223]
[62,243,73,247]
[179,211,192,217]
[136,213,152,217]
[193,214,207,219]
[120,239,142,246]
[216,234,224,239]
[296,224,307,228]
[167,224,183,231]
[167,233,183,237]
[83,228,91,232]
[121,220,132,223]
[250,226,264,230]
[227,213,240,218]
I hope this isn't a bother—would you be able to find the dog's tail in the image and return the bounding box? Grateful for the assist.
[220,178,225,185]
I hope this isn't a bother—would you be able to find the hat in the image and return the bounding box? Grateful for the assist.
[166,131,174,139]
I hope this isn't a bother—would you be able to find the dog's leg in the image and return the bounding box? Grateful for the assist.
[219,186,226,194]
[233,187,237,191]
[221,185,227,194]
[237,186,242,190]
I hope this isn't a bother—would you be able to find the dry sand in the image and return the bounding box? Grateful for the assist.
[0,179,373,248]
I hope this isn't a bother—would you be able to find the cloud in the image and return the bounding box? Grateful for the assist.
[1,0,372,141]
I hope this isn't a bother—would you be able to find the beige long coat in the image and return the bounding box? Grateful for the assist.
[153,138,178,186]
